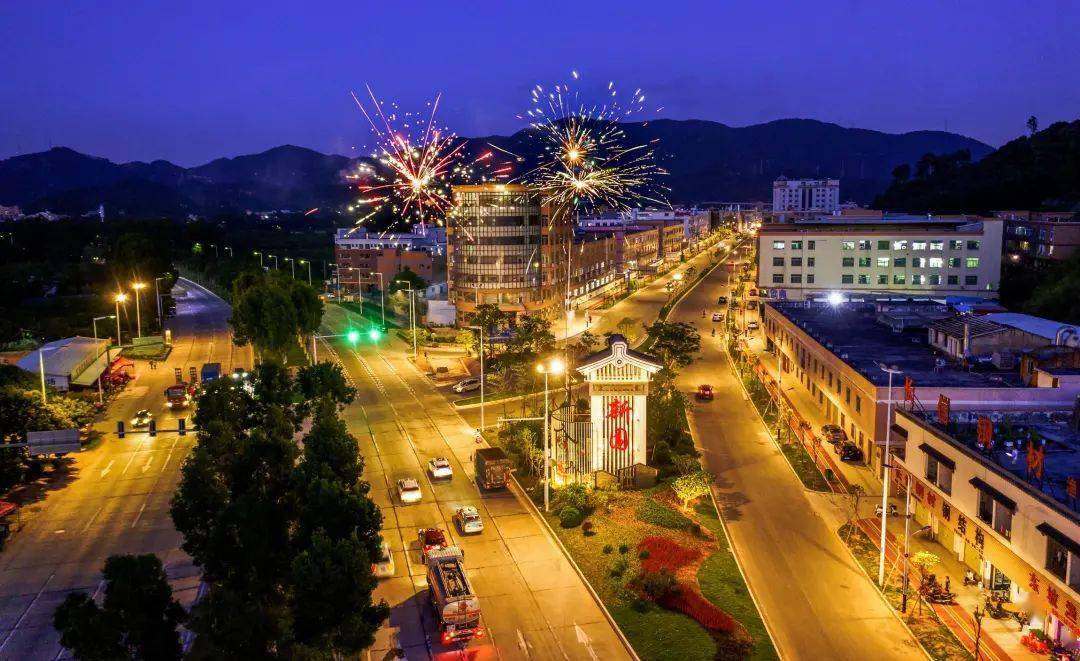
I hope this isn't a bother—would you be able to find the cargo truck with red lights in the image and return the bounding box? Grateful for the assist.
[164,383,193,409]
[426,546,482,645]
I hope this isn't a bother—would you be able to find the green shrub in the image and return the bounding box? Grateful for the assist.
[555,483,589,513]
[559,506,584,528]
[609,557,629,578]
[639,569,680,601]
[636,498,692,530]
[618,543,630,554]
[639,548,651,560]
[651,441,672,466]
[582,520,594,536]
[602,544,614,554]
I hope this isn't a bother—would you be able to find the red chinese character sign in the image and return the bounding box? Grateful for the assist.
[576,335,662,475]
[937,395,950,426]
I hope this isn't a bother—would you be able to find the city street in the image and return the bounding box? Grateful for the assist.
[670,251,925,660]
[319,304,633,661]
[0,279,246,659]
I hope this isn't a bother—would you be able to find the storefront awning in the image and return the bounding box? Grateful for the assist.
[918,443,956,471]
[1036,522,1080,557]
[969,477,1017,512]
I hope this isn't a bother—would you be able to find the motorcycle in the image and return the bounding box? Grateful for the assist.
[927,587,956,605]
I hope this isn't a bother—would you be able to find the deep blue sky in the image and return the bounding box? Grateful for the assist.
[2,1,1077,165]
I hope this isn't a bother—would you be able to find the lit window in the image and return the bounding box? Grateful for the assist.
[791,240,803,249]
[966,257,980,268]
[913,241,927,250]
[930,240,944,251]
[929,257,944,268]
[950,240,963,250]
[876,257,889,268]
[858,240,871,250]
[912,257,925,267]
[842,241,856,250]
[949,257,961,268]
[772,241,786,249]
[893,274,906,284]
[912,274,924,285]
[893,240,908,250]
[858,274,869,284]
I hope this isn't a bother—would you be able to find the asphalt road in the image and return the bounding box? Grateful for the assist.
[0,278,245,659]
[320,304,631,661]
[672,254,923,660]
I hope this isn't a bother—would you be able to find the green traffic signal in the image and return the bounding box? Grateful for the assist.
[346,329,361,344]
[368,328,381,341]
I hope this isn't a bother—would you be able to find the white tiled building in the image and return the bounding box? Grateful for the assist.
[772,177,840,219]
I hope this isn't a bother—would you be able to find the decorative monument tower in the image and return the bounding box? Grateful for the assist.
[554,335,661,478]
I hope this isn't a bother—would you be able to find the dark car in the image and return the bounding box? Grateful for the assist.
[695,384,714,401]
[821,424,847,445]
[839,443,863,462]
[717,295,728,305]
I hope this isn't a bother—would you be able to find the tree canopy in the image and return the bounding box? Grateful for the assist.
[229,270,322,363]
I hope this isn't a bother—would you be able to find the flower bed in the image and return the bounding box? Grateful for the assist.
[664,587,738,632]
[639,536,700,573]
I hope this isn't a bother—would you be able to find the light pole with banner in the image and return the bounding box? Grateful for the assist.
[878,363,903,587]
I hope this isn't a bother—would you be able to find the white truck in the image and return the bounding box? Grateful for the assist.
[426,546,482,645]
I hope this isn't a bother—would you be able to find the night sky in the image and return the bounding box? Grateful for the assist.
[2,1,1077,165]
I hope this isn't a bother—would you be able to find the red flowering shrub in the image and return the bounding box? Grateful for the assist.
[637,536,699,573]
[665,587,738,632]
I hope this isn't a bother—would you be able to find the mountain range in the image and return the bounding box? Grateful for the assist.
[0,118,992,217]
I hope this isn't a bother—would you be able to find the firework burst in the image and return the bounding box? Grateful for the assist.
[348,86,498,229]
[512,73,668,214]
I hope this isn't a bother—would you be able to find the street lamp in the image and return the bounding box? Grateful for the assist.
[114,292,128,345]
[373,272,386,328]
[92,315,115,405]
[37,345,61,404]
[536,357,565,512]
[209,243,219,259]
[131,282,147,338]
[310,329,364,364]
[284,257,295,279]
[268,254,279,270]
[224,246,233,258]
[298,259,312,286]
[402,285,418,360]
[253,251,264,268]
[154,276,167,329]
[877,363,903,588]
[466,325,486,433]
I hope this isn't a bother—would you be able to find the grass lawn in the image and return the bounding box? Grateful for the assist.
[839,523,972,661]
[121,343,171,361]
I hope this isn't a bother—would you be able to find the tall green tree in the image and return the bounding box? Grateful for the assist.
[644,320,701,371]
[54,554,185,661]
[230,270,322,363]
[387,266,426,294]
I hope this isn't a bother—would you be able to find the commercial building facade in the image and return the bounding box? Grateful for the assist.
[334,226,442,294]
[756,216,1004,301]
[772,177,840,219]
[997,210,1080,266]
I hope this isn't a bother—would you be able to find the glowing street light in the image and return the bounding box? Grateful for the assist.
[114,292,128,345]
[131,282,147,338]
[298,259,312,286]
[536,357,566,512]
[877,363,903,588]
[92,315,116,404]
[284,257,296,279]
[253,251,264,268]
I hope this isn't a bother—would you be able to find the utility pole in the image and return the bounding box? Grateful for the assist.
[878,364,903,587]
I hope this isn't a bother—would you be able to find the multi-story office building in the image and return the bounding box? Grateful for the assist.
[761,300,1080,475]
[772,177,840,219]
[334,225,442,293]
[756,216,1004,301]
[893,408,1080,651]
[997,210,1080,266]
[447,184,570,319]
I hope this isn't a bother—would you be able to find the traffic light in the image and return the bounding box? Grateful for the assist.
[148,420,157,437]
[368,328,381,341]
[116,421,125,438]
[345,329,361,344]
[178,418,186,436]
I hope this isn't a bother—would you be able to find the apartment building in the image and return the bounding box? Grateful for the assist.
[756,216,1004,301]
[772,177,840,219]
[894,409,1080,652]
[761,300,1080,476]
[334,225,442,293]
[997,210,1080,266]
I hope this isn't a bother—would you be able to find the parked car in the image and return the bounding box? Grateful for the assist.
[711,312,723,322]
[417,527,448,560]
[397,478,423,504]
[452,378,482,393]
[746,321,760,330]
[821,424,847,445]
[372,541,395,578]
[839,443,863,462]
[130,409,154,428]
[428,457,453,479]
[453,506,484,535]
[695,384,714,401]
[717,295,727,305]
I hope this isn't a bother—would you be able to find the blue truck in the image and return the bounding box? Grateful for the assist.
[200,362,222,383]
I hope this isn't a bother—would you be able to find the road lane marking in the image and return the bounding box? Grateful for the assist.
[0,572,54,652]
[99,460,115,478]
[517,629,532,657]
[142,455,154,472]
[131,502,147,528]
[82,506,103,532]
[120,438,146,475]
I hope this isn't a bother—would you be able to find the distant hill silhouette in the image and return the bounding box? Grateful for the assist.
[0,119,991,217]
[873,119,1080,213]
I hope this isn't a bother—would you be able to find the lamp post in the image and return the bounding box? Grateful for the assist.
[92,315,115,405]
[154,276,167,329]
[253,251,264,268]
[878,363,903,587]
[402,286,417,359]
[131,282,147,338]
[285,257,295,279]
[373,272,386,328]
[466,325,486,432]
[224,246,233,258]
[298,259,312,286]
[209,243,219,259]
[269,254,279,270]
[114,292,127,346]
[536,358,565,512]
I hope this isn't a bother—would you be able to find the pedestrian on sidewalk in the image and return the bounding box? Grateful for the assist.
[944,576,951,593]
[149,360,156,370]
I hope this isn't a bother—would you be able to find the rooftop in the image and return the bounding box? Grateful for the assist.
[770,301,1026,387]
[14,336,109,384]
[983,312,1080,344]
[761,217,987,233]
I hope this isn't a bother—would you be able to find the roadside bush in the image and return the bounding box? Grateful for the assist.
[636,498,692,530]
[602,544,614,555]
[585,486,615,513]
[618,543,630,555]
[609,557,628,578]
[651,441,672,466]
[639,569,680,601]
[638,548,651,560]
[555,483,589,513]
[559,506,584,528]
[581,520,594,536]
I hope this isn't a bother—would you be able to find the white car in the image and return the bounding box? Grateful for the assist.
[453,506,484,535]
[130,409,153,428]
[371,541,395,578]
[397,478,422,504]
[711,313,723,322]
[452,378,481,393]
[746,321,760,330]
[428,457,453,479]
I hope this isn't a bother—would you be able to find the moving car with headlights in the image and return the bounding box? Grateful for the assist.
[711,312,723,322]
[746,320,760,330]
[131,409,154,428]
[397,478,422,504]
[372,541,395,578]
[427,457,453,480]
[164,383,192,409]
[452,377,481,393]
[453,506,484,535]
[695,384,714,401]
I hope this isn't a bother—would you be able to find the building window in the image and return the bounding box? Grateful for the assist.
[807,274,815,284]
[893,257,906,267]
[858,257,871,267]
[773,257,785,266]
[949,257,961,268]
[808,240,816,250]
[948,275,959,285]
[878,274,888,285]
[965,275,978,285]
[807,257,816,267]
[791,240,803,249]
[855,396,861,412]
[966,257,980,268]
[792,257,803,267]
[893,274,906,284]
[913,241,928,250]
[1046,536,1070,582]
[841,274,854,284]
[912,274,924,285]
[930,240,944,251]
[929,274,942,285]
[950,240,964,250]
[858,240,872,250]
[977,490,994,523]
[790,274,802,284]
[772,273,784,283]
[877,240,890,250]
[929,257,944,268]
[912,257,926,267]
[772,241,785,249]
[842,257,855,267]
[842,241,855,250]
[967,240,981,250]
[858,274,869,284]
[926,456,953,495]
[893,240,908,250]
[876,257,889,268]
